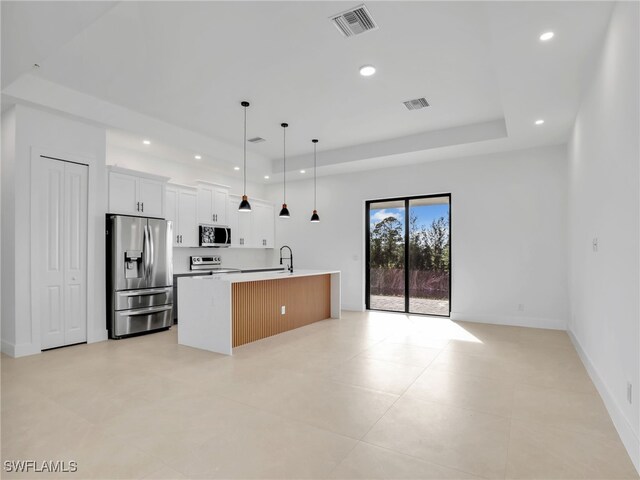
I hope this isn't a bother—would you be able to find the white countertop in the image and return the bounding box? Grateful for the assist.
[181,269,340,284]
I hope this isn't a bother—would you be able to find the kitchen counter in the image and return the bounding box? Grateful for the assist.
[177,270,341,354]
[173,267,286,278]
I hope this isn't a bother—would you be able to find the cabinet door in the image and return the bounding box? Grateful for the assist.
[213,188,228,225]
[237,209,253,247]
[165,187,179,246]
[254,202,275,248]
[197,186,214,225]
[178,190,198,247]
[109,172,138,215]
[227,197,240,246]
[138,178,164,218]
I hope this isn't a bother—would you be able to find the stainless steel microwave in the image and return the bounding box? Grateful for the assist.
[199,225,231,247]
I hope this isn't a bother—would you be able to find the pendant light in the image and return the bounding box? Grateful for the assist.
[238,101,252,212]
[279,123,290,218]
[310,139,320,222]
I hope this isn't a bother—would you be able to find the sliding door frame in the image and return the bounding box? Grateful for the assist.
[365,193,451,317]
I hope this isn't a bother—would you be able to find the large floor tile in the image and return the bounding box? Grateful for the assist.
[405,368,516,417]
[364,395,511,478]
[329,442,481,479]
[324,356,425,394]
[506,419,639,479]
[511,383,619,440]
[357,341,442,367]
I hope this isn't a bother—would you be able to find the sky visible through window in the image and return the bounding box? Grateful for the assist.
[370,203,449,230]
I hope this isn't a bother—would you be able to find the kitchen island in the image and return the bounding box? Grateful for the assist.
[177,270,341,354]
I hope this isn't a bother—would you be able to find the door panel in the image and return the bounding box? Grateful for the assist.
[213,188,228,225]
[64,162,88,344]
[111,216,146,291]
[197,186,214,224]
[138,178,164,217]
[165,187,179,246]
[147,218,172,288]
[178,190,198,247]
[109,172,138,215]
[367,199,406,312]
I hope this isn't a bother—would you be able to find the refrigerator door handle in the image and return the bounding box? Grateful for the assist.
[149,223,155,282]
[143,224,150,283]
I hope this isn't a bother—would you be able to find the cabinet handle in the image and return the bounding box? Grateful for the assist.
[176,235,179,243]
[137,202,140,212]
[141,202,144,212]
[180,235,183,243]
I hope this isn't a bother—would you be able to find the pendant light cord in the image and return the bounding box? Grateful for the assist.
[243,105,247,195]
[313,142,317,210]
[283,125,287,203]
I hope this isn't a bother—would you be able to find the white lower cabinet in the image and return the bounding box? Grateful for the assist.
[227,195,274,248]
[166,185,198,247]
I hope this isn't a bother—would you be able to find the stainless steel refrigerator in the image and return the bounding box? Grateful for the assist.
[106,215,173,339]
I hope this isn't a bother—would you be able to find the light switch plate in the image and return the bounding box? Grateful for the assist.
[281,305,286,315]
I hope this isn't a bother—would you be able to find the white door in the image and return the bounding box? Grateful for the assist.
[109,172,138,215]
[178,190,198,247]
[33,156,88,349]
[138,178,164,218]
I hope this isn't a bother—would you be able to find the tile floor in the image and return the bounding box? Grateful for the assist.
[1,311,637,479]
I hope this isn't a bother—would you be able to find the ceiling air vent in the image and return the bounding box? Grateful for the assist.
[330,4,378,38]
[248,137,266,143]
[403,98,430,111]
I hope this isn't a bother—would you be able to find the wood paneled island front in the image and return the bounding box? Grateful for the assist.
[177,270,341,354]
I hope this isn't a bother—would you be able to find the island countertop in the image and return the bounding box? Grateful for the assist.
[184,269,341,284]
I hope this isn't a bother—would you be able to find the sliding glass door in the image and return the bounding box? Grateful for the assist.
[366,194,450,316]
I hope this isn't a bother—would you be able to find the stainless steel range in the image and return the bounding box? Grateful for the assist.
[190,255,241,273]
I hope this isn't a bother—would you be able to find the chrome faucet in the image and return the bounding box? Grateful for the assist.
[279,245,293,273]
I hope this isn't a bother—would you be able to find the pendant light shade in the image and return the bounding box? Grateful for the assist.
[238,101,252,212]
[310,139,320,222]
[279,123,290,218]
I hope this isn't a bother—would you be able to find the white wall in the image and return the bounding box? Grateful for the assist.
[567,1,639,471]
[1,104,108,356]
[268,144,569,329]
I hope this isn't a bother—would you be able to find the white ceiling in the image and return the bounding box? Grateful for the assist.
[1,1,613,178]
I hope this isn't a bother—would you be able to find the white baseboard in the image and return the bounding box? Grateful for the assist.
[569,329,640,474]
[0,340,15,357]
[1,340,40,358]
[341,303,365,312]
[450,311,566,330]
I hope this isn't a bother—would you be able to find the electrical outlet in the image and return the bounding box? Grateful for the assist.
[627,382,633,404]
[518,304,525,312]
[281,305,286,315]
[592,238,598,252]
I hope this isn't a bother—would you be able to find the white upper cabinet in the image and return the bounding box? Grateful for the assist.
[227,195,274,249]
[253,201,275,248]
[196,182,229,225]
[166,184,198,247]
[108,167,169,218]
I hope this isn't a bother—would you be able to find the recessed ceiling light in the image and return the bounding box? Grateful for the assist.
[234,166,240,171]
[194,155,202,160]
[359,65,376,77]
[539,31,554,41]
[264,175,270,179]
[535,119,545,125]
[300,170,306,174]
[142,139,151,145]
